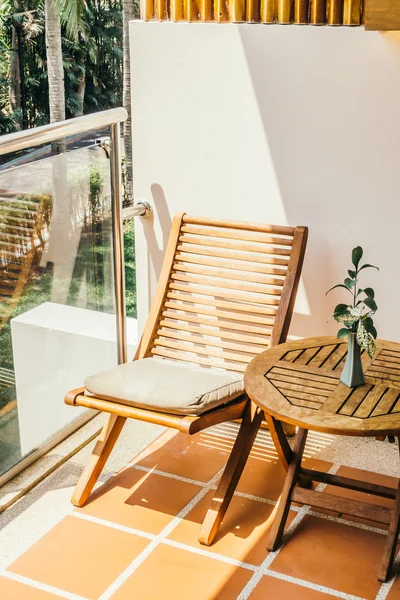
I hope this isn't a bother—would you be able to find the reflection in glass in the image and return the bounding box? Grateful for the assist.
[0,140,116,476]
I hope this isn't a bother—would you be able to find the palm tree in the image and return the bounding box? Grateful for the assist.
[45,0,65,153]
[122,0,135,206]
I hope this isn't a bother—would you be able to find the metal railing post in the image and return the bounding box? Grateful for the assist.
[110,122,127,365]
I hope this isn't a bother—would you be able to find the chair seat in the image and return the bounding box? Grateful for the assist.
[84,357,245,416]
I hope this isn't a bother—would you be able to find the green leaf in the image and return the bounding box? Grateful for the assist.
[364,288,375,299]
[344,278,356,290]
[356,288,364,297]
[358,263,379,272]
[370,326,378,339]
[337,328,351,339]
[363,297,378,312]
[326,284,352,296]
[333,304,349,316]
[348,270,356,279]
[352,246,363,268]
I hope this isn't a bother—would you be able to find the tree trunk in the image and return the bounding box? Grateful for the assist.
[10,0,22,128]
[75,58,86,116]
[45,0,66,152]
[123,0,135,207]
[10,28,21,113]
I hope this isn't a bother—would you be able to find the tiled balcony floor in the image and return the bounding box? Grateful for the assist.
[1,423,400,600]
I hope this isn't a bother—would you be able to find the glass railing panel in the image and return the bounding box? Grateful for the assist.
[0,135,126,477]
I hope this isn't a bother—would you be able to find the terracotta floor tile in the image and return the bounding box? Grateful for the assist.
[8,515,149,600]
[237,452,332,501]
[0,577,62,600]
[385,574,400,599]
[168,489,296,565]
[133,426,235,483]
[110,544,252,600]
[78,466,202,534]
[269,514,385,599]
[248,574,338,599]
[315,465,398,529]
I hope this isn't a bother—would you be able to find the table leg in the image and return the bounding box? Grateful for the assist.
[267,427,308,552]
[379,436,400,582]
[265,415,293,470]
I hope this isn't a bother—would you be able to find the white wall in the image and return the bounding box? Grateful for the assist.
[130,22,400,341]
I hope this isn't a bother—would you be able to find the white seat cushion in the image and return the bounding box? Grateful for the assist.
[84,357,244,416]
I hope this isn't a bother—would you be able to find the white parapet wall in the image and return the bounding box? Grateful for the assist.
[12,302,138,456]
[130,22,400,343]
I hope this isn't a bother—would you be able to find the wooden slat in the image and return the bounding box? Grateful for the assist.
[170,0,184,18]
[277,0,293,22]
[343,0,361,24]
[380,350,400,359]
[268,372,335,392]
[162,310,273,336]
[327,0,343,24]
[273,385,328,403]
[261,0,277,21]
[214,0,229,20]
[179,234,292,256]
[151,346,247,372]
[171,271,284,297]
[182,215,295,236]
[175,253,288,277]
[172,264,285,291]
[165,300,276,325]
[310,0,326,23]
[156,328,263,354]
[373,360,400,373]
[353,385,387,419]
[308,344,339,368]
[281,349,304,363]
[198,0,213,19]
[155,0,168,18]
[371,388,400,417]
[339,385,373,416]
[300,468,397,500]
[229,0,245,20]
[292,487,392,525]
[167,291,278,316]
[177,244,290,266]
[168,282,281,306]
[323,344,348,370]
[246,0,261,21]
[285,397,323,409]
[181,225,293,246]
[184,0,199,19]
[154,337,254,363]
[294,0,309,23]
[293,346,321,365]
[159,318,269,346]
[376,354,400,365]
[367,368,400,383]
[273,362,339,384]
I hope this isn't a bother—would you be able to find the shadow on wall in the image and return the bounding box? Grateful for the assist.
[143,184,172,302]
[239,27,400,340]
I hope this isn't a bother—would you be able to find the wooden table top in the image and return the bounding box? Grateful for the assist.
[244,336,400,437]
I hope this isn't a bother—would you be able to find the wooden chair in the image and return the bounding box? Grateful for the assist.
[65,213,308,545]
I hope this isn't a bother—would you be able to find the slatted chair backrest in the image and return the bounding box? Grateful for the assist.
[136,214,308,372]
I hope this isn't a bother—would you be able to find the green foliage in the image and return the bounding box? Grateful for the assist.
[0,0,133,133]
[326,247,379,359]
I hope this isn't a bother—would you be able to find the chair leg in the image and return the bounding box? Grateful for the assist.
[379,436,400,582]
[267,427,308,552]
[198,402,263,546]
[71,414,127,507]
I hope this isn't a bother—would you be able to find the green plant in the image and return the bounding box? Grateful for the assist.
[326,246,379,359]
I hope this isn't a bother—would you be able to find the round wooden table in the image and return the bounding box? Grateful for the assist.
[244,336,400,583]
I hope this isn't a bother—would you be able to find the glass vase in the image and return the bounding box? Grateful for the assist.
[340,333,365,388]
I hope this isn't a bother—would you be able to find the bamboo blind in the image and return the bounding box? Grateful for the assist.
[142,0,364,24]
